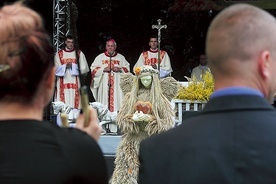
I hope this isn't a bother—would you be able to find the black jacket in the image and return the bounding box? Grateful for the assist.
[139,95,276,184]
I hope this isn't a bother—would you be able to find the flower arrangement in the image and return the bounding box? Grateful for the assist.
[134,67,141,75]
[134,65,159,75]
[175,71,214,102]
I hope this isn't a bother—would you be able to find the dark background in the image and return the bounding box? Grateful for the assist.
[0,0,218,82]
[74,0,215,81]
[1,0,276,82]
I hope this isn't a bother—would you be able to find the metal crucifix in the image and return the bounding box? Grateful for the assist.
[152,19,167,77]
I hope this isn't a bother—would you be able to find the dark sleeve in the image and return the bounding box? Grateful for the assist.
[55,128,108,184]
[138,140,151,184]
[139,136,170,184]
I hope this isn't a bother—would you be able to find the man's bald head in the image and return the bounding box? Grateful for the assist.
[206,4,276,76]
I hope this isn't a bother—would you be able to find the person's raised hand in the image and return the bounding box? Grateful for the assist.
[75,106,102,141]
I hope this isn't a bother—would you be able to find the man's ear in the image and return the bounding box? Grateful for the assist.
[258,51,271,79]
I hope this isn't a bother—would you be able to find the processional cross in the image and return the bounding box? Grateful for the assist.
[152,19,167,77]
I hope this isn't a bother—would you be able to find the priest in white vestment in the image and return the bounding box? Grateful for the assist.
[90,39,130,112]
[191,54,210,81]
[54,35,89,109]
[133,36,172,78]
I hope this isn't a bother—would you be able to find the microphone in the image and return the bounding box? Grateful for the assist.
[108,52,114,57]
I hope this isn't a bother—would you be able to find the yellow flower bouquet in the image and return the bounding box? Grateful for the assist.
[175,71,214,102]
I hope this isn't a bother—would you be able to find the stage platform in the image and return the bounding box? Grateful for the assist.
[98,135,121,156]
[98,135,121,178]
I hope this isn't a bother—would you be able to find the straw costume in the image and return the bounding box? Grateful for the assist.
[110,65,178,184]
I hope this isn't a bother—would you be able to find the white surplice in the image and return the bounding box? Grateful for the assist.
[133,49,172,78]
[191,65,210,81]
[54,49,89,109]
[90,52,130,112]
